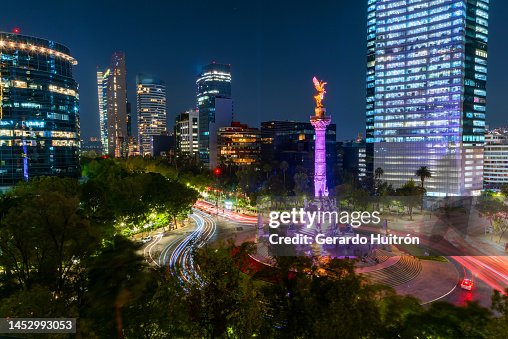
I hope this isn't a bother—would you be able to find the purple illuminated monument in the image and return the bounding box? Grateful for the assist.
[310,77,331,197]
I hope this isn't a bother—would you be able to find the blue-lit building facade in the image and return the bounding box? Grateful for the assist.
[0,32,79,186]
[366,0,488,196]
[197,62,233,168]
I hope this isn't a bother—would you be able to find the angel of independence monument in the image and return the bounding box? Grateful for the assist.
[254,77,375,259]
[310,77,331,198]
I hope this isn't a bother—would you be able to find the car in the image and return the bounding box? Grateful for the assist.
[460,278,474,291]
[141,236,152,244]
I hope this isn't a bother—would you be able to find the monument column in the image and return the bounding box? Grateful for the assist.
[310,77,331,197]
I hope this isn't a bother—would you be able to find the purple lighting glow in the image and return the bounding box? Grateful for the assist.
[310,77,331,197]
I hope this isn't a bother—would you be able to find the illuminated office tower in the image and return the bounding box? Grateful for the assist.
[366,0,488,196]
[483,129,508,189]
[197,62,233,168]
[136,74,167,156]
[98,52,128,157]
[97,69,109,153]
[175,109,199,156]
[0,31,80,186]
[218,122,261,166]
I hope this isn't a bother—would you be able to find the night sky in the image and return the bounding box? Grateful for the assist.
[1,0,508,140]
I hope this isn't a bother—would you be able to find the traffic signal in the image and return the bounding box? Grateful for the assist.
[214,167,221,176]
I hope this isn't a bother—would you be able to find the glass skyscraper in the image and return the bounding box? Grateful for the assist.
[196,62,232,168]
[0,32,80,186]
[97,52,128,157]
[366,0,488,196]
[136,74,167,156]
[96,69,109,153]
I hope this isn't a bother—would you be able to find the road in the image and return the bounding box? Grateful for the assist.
[439,257,496,308]
[194,200,257,224]
[145,201,507,307]
[141,203,254,288]
[145,209,217,286]
[364,225,508,305]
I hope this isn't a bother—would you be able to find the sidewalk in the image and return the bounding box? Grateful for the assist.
[356,256,400,273]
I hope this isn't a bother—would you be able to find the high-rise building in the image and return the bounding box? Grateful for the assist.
[126,101,132,138]
[81,137,103,155]
[218,122,261,166]
[136,74,167,156]
[97,69,109,152]
[97,52,128,157]
[366,0,488,196]
[196,62,233,168]
[0,31,80,186]
[338,135,367,182]
[484,129,508,189]
[175,109,199,156]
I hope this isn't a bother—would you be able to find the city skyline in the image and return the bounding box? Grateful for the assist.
[2,1,508,141]
[1,2,508,334]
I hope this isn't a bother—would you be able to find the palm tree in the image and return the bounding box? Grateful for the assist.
[374,167,384,180]
[415,166,432,189]
[280,161,289,186]
[293,172,309,196]
[263,163,272,180]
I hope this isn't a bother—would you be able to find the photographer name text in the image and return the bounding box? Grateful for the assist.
[269,233,420,246]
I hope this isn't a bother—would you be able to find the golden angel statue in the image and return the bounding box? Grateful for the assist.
[313,76,327,108]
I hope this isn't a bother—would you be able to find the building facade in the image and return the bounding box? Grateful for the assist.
[366,0,488,196]
[218,122,261,166]
[97,52,128,157]
[136,74,167,156]
[0,32,80,186]
[337,135,367,182]
[81,137,103,155]
[151,134,174,158]
[175,109,199,156]
[196,62,233,168]
[97,69,109,152]
[484,129,508,189]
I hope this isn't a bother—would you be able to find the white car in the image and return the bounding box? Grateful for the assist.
[141,236,152,244]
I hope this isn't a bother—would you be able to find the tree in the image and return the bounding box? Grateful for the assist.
[501,184,508,199]
[488,288,508,338]
[293,172,309,196]
[263,163,272,180]
[263,256,388,338]
[401,301,491,338]
[165,178,199,229]
[375,167,384,180]
[186,242,268,338]
[280,161,289,186]
[86,236,149,339]
[0,177,103,295]
[477,195,508,241]
[396,179,424,220]
[122,270,196,338]
[415,166,432,189]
